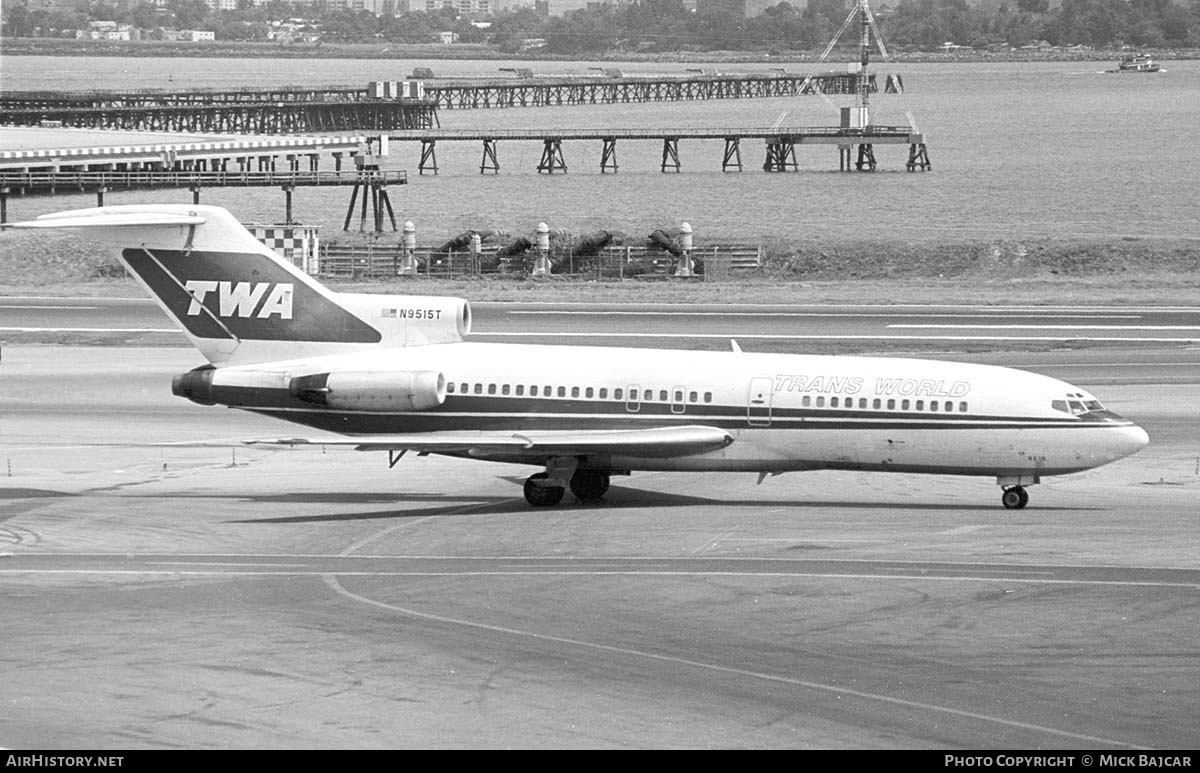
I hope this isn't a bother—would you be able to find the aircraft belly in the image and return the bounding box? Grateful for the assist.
[612,426,1133,476]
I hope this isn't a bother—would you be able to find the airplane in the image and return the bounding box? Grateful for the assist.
[13,204,1149,510]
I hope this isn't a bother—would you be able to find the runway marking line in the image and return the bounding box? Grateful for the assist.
[890,324,1200,331]
[475,302,1200,312]
[10,327,1196,343]
[0,327,178,333]
[6,569,1194,591]
[321,573,1150,749]
[0,305,106,310]
[510,311,1145,319]
[7,551,1197,572]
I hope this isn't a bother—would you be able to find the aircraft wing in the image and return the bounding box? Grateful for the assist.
[244,425,734,459]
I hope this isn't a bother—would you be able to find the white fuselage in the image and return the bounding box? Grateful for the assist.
[216,341,1149,479]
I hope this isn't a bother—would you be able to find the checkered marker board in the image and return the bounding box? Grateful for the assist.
[248,224,320,272]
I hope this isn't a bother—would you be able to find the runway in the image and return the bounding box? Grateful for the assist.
[1,301,1198,748]
[4,297,1200,349]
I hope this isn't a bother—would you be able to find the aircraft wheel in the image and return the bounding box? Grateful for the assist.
[524,473,565,507]
[1001,486,1029,510]
[569,470,610,501]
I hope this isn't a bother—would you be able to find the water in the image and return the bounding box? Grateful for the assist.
[3,55,1198,245]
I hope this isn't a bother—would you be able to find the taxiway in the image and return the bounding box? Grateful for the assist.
[1,307,1198,748]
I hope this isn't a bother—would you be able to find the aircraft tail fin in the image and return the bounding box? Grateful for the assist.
[14,205,469,364]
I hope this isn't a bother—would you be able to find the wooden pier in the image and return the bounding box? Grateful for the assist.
[0,71,886,133]
[1,169,405,195]
[0,98,438,134]
[0,129,405,227]
[423,71,884,109]
[0,168,406,228]
[389,125,930,175]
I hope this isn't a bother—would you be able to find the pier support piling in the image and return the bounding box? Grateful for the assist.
[763,138,797,172]
[722,138,742,172]
[344,153,398,233]
[419,140,438,175]
[600,137,618,173]
[906,143,932,171]
[855,143,877,171]
[660,138,681,173]
[537,139,567,174]
[480,139,500,174]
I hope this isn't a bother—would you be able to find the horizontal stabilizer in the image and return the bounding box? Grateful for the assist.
[12,211,207,229]
[244,425,734,459]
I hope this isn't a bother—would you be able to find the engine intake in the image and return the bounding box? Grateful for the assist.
[289,370,446,412]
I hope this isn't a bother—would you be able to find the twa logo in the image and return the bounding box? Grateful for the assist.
[184,281,294,320]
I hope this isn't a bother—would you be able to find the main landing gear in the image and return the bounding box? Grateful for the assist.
[1001,485,1030,510]
[569,469,610,501]
[523,467,611,506]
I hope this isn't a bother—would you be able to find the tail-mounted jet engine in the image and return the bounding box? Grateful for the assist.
[172,366,447,412]
[289,371,446,411]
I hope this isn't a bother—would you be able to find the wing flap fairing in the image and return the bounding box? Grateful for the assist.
[244,425,734,459]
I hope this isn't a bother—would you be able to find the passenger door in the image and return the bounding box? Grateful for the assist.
[746,377,772,426]
[626,383,641,413]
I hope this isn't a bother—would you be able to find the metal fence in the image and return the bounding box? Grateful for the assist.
[317,242,763,281]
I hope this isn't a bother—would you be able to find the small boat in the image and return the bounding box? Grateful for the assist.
[1112,54,1161,73]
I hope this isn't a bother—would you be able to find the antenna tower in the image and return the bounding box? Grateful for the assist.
[810,0,897,129]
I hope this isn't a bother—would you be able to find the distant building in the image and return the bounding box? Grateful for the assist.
[269,21,321,43]
[77,21,135,41]
[176,29,216,42]
[25,0,86,11]
[580,0,636,10]
[327,0,398,12]
[425,0,492,13]
[548,0,596,14]
[696,0,789,17]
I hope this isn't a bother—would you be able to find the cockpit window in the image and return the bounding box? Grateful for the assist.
[1053,396,1106,415]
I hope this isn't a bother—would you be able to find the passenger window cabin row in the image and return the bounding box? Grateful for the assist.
[445,383,715,403]
[444,382,969,413]
[802,395,970,413]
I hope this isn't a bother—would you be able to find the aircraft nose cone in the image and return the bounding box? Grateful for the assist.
[1115,425,1150,459]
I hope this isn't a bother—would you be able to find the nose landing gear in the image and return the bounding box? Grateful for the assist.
[997,475,1038,510]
